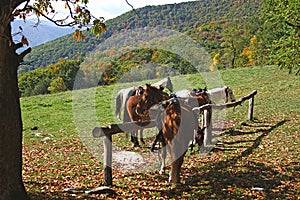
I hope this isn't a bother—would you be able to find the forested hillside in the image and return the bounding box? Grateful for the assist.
[19,0,268,97]
[20,0,261,72]
[18,59,82,97]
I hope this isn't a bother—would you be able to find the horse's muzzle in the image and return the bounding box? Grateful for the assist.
[135,107,144,115]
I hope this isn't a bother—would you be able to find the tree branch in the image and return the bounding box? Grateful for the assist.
[26,5,78,27]
[12,0,29,10]
[125,0,140,18]
[18,47,31,62]
[14,42,23,51]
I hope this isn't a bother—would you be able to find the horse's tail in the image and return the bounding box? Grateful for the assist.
[123,103,131,139]
[115,93,122,120]
[166,77,174,93]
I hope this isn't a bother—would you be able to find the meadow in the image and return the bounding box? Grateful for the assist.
[21,66,299,199]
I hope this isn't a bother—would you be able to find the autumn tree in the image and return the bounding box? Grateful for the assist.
[0,1,105,199]
[261,0,300,75]
[219,25,248,69]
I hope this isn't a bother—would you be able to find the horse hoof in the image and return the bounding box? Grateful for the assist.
[132,143,140,148]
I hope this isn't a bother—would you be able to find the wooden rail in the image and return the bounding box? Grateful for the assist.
[92,90,257,186]
[192,90,257,146]
[93,120,156,138]
[192,90,257,113]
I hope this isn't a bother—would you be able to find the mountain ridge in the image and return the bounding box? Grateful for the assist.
[12,19,73,48]
[19,0,261,73]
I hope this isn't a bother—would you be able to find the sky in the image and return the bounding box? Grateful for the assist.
[68,0,197,20]
[16,0,197,24]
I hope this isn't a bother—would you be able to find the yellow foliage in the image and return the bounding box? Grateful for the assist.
[213,53,220,66]
[250,35,257,44]
[151,50,159,62]
[242,46,252,61]
[51,66,58,74]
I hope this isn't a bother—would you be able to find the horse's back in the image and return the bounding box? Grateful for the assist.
[175,90,190,97]
[207,87,226,103]
[161,103,196,145]
[152,77,173,92]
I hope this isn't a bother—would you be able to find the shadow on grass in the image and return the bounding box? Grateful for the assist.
[223,119,287,137]
[178,119,295,199]
[148,119,293,199]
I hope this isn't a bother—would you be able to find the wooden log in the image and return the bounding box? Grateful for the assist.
[103,134,112,186]
[192,90,257,112]
[93,120,156,138]
[248,96,254,120]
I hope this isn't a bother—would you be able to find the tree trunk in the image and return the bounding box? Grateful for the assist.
[231,40,236,69]
[0,9,29,200]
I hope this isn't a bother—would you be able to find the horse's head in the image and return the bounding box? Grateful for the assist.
[165,77,174,92]
[134,86,144,96]
[136,84,170,115]
[224,86,236,102]
[195,87,210,105]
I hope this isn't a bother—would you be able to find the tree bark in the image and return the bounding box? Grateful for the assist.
[0,4,29,200]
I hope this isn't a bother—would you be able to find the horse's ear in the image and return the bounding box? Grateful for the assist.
[159,86,164,91]
[146,84,151,88]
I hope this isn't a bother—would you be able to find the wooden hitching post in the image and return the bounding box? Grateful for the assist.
[203,106,212,146]
[248,95,254,121]
[103,134,112,186]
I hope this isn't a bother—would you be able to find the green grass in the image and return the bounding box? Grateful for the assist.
[21,65,300,199]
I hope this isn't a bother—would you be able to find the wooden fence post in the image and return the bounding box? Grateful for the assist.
[248,96,254,121]
[203,106,212,146]
[103,134,112,186]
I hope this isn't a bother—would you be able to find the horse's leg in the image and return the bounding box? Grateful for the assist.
[151,130,164,152]
[150,135,158,152]
[190,129,197,152]
[195,126,205,152]
[123,102,130,139]
[159,146,166,174]
[169,136,187,183]
[139,129,145,144]
[169,153,184,183]
[131,131,140,147]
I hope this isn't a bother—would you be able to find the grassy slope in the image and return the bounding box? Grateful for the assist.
[21,66,299,199]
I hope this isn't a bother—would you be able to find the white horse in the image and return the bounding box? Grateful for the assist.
[207,86,236,104]
[151,77,174,93]
[175,89,197,98]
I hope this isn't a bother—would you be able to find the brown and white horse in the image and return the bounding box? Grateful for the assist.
[136,84,209,183]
